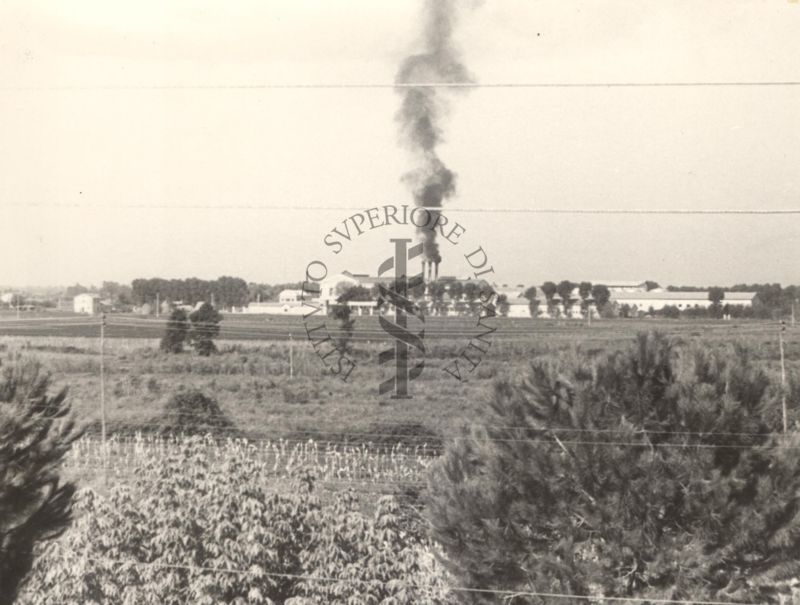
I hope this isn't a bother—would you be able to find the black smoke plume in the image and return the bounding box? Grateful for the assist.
[396,0,473,266]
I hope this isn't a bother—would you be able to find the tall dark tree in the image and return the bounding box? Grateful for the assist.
[540,281,557,316]
[495,294,510,317]
[463,282,482,315]
[523,286,539,318]
[448,281,466,315]
[448,281,464,303]
[708,287,725,306]
[591,284,611,310]
[330,287,364,353]
[428,280,448,316]
[540,281,557,301]
[427,333,800,604]
[578,281,593,314]
[0,358,83,604]
[159,309,189,353]
[189,303,222,356]
[556,280,575,316]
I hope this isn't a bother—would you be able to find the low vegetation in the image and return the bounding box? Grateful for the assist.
[21,438,450,604]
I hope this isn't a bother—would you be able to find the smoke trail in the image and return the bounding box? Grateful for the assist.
[396,0,473,266]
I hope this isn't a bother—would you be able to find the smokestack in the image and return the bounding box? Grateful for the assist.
[396,0,474,271]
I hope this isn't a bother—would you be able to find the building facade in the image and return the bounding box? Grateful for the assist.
[611,291,756,312]
[73,293,101,315]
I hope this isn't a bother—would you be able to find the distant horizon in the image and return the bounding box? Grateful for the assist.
[1,273,795,294]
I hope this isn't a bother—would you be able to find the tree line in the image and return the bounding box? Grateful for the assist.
[129,277,310,309]
[131,277,249,309]
[57,276,800,320]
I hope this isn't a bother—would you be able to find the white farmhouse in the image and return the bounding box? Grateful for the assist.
[278,289,304,303]
[73,293,101,315]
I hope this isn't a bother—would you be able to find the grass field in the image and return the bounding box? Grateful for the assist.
[1,315,797,445]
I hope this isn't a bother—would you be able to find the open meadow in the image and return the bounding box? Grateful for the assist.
[1,315,797,444]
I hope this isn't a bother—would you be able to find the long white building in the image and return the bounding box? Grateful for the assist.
[610,291,756,312]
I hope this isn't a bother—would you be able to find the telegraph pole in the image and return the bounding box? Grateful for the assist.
[779,320,788,433]
[289,333,294,379]
[100,313,107,446]
[156,292,160,318]
[792,298,797,328]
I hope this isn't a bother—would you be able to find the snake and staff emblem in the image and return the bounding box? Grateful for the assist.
[377,239,426,398]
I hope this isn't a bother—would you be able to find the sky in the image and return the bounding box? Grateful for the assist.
[1,0,799,289]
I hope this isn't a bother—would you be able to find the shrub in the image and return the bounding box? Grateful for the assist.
[158,389,235,436]
[426,332,800,604]
[20,439,452,604]
[0,357,83,604]
[281,379,319,405]
[188,303,222,357]
[159,309,189,353]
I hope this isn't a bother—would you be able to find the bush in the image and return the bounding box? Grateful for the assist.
[281,379,319,405]
[20,439,453,604]
[426,332,800,604]
[0,357,82,604]
[189,303,222,357]
[159,309,189,353]
[158,389,236,436]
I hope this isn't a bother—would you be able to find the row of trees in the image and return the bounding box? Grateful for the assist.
[523,280,612,317]
[131,276,249,309]
[131,278,318,309]
[334,279,613,318]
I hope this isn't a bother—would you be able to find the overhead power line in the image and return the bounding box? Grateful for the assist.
[26,550,763,605]
[3,80,800,91]
[5,202,800,214]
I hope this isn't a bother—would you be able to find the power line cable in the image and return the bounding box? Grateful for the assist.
[3,80,800,90]
[6,202,800,214]
[23,550,764,605]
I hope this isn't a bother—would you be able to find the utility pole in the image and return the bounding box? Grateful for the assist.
[156,292,160,318]
[100,313,107,445]
[779,320,788,433]
[792,298,797,328]
[289,333,294,379]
